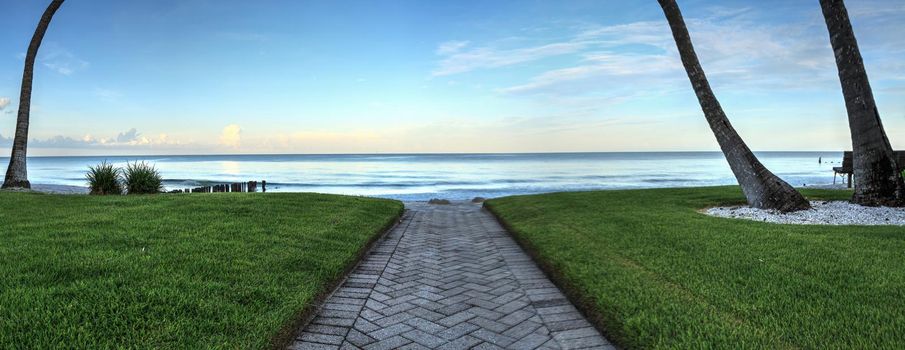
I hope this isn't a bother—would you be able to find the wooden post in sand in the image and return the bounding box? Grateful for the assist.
[182,181,263,194]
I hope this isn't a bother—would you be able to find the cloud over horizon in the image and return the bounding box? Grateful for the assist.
[219,124,242,148]
[0,128,185,152]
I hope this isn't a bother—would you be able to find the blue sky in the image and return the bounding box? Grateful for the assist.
[0,0,903,155]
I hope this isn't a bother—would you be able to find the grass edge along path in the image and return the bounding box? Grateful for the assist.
[484,186,905,349]
[269,197,403,349]
[0,192,403,349]
[484,203,623,347]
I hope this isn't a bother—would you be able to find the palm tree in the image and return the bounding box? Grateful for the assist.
[819,0,904,206]
[2,0,66,190]
[657,0,810,212]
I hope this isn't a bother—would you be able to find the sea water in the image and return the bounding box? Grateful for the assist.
[2,152,845,201]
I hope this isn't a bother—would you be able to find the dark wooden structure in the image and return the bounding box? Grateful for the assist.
[833,151,854,187]
[834,151,905,188]
[169,180,267,194]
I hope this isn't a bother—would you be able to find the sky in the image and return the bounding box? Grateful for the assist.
[0,0,903,156]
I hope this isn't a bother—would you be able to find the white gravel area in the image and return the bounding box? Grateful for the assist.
[706,201,905,226]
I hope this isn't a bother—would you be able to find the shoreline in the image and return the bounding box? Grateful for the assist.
[31,184,89,195]
[21,183,849,198]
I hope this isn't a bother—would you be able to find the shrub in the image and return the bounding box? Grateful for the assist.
[123,161,163,194]
[86,161,123,195]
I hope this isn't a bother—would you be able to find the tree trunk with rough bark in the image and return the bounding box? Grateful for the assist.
[2,0,65,190]
[658,0,810,212]
[819,0,904,207]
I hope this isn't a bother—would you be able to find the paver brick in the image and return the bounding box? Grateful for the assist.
[304,324,348,337]
[353,318,380,333]
[503,320,543,339]
[405,317,446,333]
[346,329,374,347]
[471,329,517,347]
[339,341,361,350]
[288,341,339,350]
[468,317,509,333]
[402,329,448,348]
[363,335,411,350]
[509,333,552,350]
[436,334,482,350]
[437,322,480,340]
[298,332,344,345]
[436,311,476,327]
[367,323,412,340]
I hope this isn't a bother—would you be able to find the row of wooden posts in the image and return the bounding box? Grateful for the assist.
[169,180,266,193]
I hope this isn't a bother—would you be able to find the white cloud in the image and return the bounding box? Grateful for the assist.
[432,41,589,76]
[500,52,682,96]
[572,20,674,49]
[700,6,754,20]
[435,40,470,55]
[8,129,186,150]
[219,124,242,148]
[43,62,74,75]
[0,97,10,113]
[431,20,677,77]
[38,43,89,76]
[847,0,905,18]
[115,128,140,143]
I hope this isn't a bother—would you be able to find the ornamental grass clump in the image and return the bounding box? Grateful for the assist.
[123,161,163,194]
[86,161,123,195]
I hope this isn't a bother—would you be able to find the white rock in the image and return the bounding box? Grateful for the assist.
[705,201,905,226]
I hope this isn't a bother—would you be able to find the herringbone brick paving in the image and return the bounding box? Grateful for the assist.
[288,202,613,350]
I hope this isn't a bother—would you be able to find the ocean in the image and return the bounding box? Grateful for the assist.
[2,152,844,201]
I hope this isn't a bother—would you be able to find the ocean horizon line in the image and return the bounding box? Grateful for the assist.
[1,150,847,159]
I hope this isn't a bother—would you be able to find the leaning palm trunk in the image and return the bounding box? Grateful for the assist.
[658,0,810,212]
[819,0,904,206]
[2,0,65,189]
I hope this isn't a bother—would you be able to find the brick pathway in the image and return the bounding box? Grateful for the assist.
[288,202,613,350]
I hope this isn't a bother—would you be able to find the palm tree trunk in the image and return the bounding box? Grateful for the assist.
[819,0,904,207]
[658,0,810,212]
[2,0,65,190]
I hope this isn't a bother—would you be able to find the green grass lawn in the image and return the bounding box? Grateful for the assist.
[0,192,402,349]
[485,186,905,349]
